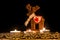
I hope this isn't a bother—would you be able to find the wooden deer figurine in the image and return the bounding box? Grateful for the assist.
[25,4,45,31]
[25,4,40,26]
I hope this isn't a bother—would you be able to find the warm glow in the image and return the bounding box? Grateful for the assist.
[43,28,50,31]
[27,29,32,32]
[10,29,20,33]
[40,28,45,33]
[43,28,45,31]
[40,30,43,33]
[24,29,32,33]
[14,29,17,31]
[24,29,37,33]
[32,31,36,33]
[24,31,26,34]
[40,28,50,33]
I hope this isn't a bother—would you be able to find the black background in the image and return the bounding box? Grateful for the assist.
[0,0,60,33]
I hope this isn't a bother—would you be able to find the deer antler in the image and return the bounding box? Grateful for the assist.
[32,5,40,13]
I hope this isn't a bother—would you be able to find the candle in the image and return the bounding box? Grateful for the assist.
[10,29,20,33]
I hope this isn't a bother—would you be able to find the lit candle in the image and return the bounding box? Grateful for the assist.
[10,29,20,33]
[40,28,50,33]
[24,29,32,34]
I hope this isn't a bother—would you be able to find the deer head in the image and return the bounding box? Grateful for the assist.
[26,4,40,16]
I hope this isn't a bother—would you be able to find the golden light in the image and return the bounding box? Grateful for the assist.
[40,30,44,33]
[40,28,46,33]
[26,29,32,32]
[10,29,20,33]
[43,28,45,31]
[43,28,50,31]
[24,29,32,34]
[40,28,50,33]
[24,31,26,34]
[32,31,36,33]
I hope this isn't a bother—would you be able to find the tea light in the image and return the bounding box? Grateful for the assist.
[10,29,20,33]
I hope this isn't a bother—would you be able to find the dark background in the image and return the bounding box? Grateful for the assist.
[0,0,60,33]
